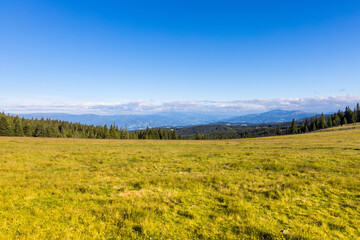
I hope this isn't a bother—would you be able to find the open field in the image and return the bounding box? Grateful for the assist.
[0,124,359,239]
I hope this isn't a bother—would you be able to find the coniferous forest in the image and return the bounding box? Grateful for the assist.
[0,103,359,140]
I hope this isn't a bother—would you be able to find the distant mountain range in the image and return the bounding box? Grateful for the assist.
[15,109,316,130]
[220,109,316,125]
[15,112,224,130]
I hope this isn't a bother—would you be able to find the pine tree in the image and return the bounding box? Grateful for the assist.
[23,122,33,137]
[13,117,24,136]
[103,124,110,139]
[110,123,117,138]
[171,129,178,139]
[291,119,297,134]
[333,114,341,126]
[327,115,333,128]
[124,126,130,139]
[319,113,327,129]
[0,116,11,136]
[344,106,355,123]
[66,129,74,138]
[310,117,318,131]
[46,125,58,137]
[310,116,317,131]
[34,123,46,137]
[304,118,309,132]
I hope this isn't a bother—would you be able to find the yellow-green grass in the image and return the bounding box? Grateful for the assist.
[0,124,360,239]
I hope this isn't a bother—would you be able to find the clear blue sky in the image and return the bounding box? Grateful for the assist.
[1,0,360,112]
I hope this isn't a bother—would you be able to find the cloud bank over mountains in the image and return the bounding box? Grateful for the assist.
[2,95,359,116]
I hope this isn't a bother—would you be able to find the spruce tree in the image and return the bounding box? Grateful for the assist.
[333,114,341,126]
[34,123,46,137]
[23,122,33,137]
[291,118,297,134]
[110,123,116,138]
[124,126,130,139]
[103,124,110,139]
[343,118,347,125]
[312,121,317,131]
[344,106,355,123]
[319,113,327,129]
[171,129,178,139]
[0,116,11,136]
[328,115,333,127]
[304,118,309,132]
[13,117,24,136]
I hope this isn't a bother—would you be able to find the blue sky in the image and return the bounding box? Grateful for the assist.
[1,0,360,114]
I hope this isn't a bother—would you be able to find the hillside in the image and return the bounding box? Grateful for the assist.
[0,124,359,239]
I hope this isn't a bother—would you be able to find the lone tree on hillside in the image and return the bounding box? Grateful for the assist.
[291,118,297,134]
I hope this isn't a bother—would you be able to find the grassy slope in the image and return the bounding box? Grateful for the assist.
[0,124,359,239]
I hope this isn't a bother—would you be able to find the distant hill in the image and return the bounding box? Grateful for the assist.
[221,109,315,124]
[14,109,317,130]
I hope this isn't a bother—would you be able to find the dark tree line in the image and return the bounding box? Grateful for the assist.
[0,114,179,140]
[285,103,360,135]
[0,103,359,140]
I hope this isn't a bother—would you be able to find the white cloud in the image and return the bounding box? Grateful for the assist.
[1,95,359,115]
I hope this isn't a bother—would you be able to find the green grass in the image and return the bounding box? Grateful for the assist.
[0,124,360,239]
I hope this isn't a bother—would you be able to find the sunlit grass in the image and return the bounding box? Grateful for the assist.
[0,124,359,239]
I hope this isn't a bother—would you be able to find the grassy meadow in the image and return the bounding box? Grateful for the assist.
[0,124,359,239]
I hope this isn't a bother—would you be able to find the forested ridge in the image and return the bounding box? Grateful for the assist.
[0,115,179,140]
[0,103,359,140]
[180,103,360,139]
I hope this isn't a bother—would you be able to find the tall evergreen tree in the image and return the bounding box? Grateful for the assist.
[171,129,178,139]
[327,115,333,128]
[110,123,117,138]
[333,114,341,126]
[13,117,24,136]
[319,113,327,129]
[0,116,11,136]
[304,118,309,132]
[34,123,46,137]
[23,122,33,137]
[290,118,297,134]
[103,124,110,139]
[344,106,355,123]
[338,110,345,126]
